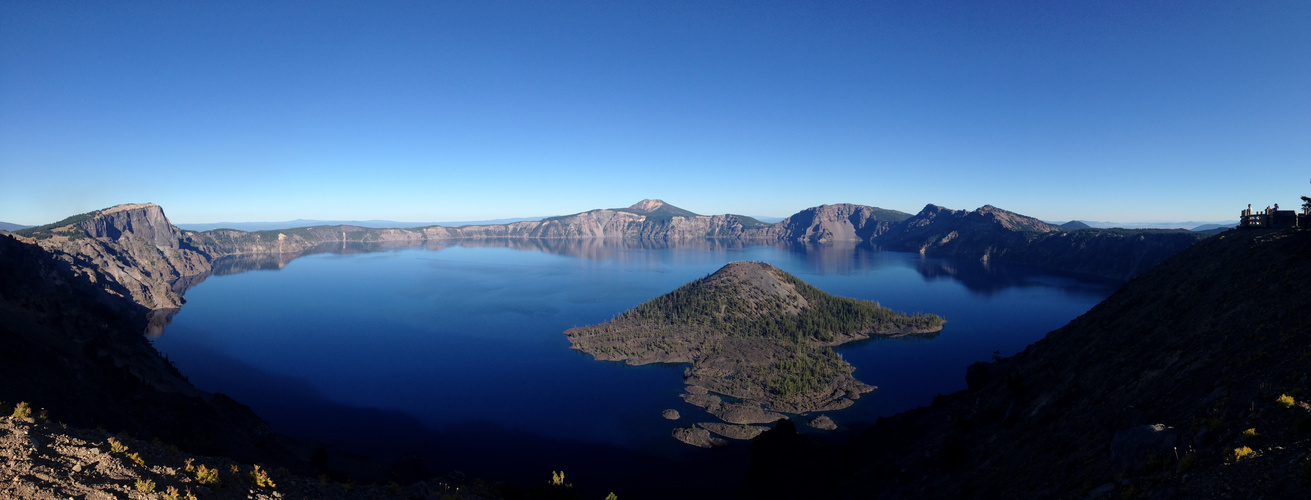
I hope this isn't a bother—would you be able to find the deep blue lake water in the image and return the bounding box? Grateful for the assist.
[152,240,1117,496]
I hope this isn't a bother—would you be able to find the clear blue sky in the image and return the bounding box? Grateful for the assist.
[2,1,1308,225]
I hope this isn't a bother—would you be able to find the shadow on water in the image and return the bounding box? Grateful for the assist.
[912,252,1120,297]
[161,332,743,500]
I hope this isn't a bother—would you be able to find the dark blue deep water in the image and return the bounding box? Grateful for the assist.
[152,240,1117,497]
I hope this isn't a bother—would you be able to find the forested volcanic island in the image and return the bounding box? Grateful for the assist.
[565,261,945,446]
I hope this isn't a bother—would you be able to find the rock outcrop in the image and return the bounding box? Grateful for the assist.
[756,203,910,243]
[671,427,727,448]
[21,204,214,333]
[698,422,767,440]
[807,415,837,431]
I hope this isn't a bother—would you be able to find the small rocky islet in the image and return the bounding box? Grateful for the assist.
[565,261,945,445]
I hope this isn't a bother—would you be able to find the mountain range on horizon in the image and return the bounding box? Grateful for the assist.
[3,199,1236,233]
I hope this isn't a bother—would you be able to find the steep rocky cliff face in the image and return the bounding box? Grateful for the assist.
[745,227,1311,499]
[19,204,216,334]
[753,203,910,243]
[0,233,292,465]
[875,204,1206,279]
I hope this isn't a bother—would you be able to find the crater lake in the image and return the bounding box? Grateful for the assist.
[151,239,1116,498]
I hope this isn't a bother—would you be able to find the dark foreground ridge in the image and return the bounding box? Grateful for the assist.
[744,227,1311,499]
[565,262,944,445]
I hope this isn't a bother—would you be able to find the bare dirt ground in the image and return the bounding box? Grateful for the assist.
[0,415,495,500]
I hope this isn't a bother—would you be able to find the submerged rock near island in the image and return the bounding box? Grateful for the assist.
[565,261,945,435]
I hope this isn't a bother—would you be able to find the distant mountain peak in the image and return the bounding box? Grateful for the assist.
[619,199,701,218]
[968,204,1060,232]
[627,199,668,213]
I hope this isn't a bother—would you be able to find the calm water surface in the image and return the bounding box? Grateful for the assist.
[153,240,1116,494]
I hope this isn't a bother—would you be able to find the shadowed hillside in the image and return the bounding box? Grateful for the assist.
[745,227,1311,498]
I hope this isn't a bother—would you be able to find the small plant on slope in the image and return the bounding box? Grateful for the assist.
[1229,446,1255,462]
[135,479,156,493]
[194,464,219,485]
[163,486,197,500]
[1278,394,1296,409]
[250,464,277,489]
[11,401,31,419]
[107,437,128,454]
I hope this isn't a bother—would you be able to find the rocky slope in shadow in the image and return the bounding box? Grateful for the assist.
[0,233,293,467]
[744,227,1311,499]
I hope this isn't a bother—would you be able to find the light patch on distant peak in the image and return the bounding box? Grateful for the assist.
[628,199,667,213]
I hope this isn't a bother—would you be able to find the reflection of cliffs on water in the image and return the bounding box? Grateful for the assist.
[209,241,407,276]
[423,236,765,259]
[199,238,1120,300]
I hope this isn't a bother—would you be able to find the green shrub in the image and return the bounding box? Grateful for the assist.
[163,486,197,500]
[250,464,277,489]
[194,464,219,485]
[1279,394,1296,409]
[135,479,155,493]
[1242,428,1259,440]
[107,437,128,454]
[1229,446,1255,462]
[126,452,145,466]
[11,402,31,419]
